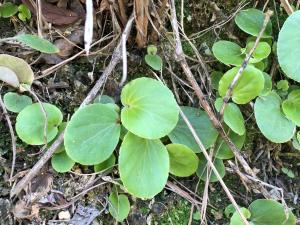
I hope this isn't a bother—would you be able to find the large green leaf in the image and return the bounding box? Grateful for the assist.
[166,144,199,177]
[254,92,295,143]
[277,11,300,82]
[215,98,245,135]
[212,41,244,66]
[214,128,246,160]
[119,133,169,199]
[15,34,59,54]
[16,103,63,145]
[282,89,300,126]
[218,66,264,104]
[51,151,75,173]
[235,8,272,38]
[196,153,225,182]
[64,104,120,165]
[121,77,179,139]
[108,192,130,222]
[168,106,218,152]
[3,92,32,113]
[247,41,271,63]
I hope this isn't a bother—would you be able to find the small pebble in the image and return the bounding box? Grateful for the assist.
[58,210,71,220]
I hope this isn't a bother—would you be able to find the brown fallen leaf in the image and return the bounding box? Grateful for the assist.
[54,38,74,57]
[135,0,149,48]
[22,0,79,26]
[12,200,40,220]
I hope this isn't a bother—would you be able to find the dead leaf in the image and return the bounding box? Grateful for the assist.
[135,0,149,48]
[69,205,100,225]
[54,39,74,57]
[0,66,20,88]
[12,200,40,220]
[99,0,110,12]
[22,0,79,26]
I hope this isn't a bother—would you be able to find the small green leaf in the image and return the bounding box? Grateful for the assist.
[278,11,300,82]
[0,66,20,89]
[255,92,295,143]
[16,103,63,145]
[281,167,295,178]
[94,154,116,172]
[147,45,158,55]
[247,41,271,63]
[51,151,75,173]
[196,153,225,182]
[121,77,179,139]
[168,106,218,152]
[215,98,245,135]
[212,41,244,66]
[15,34,59,54]
[0,3,18,18]
[276,80,289,91]
[292,134,300,151]
[235,8,272,38]
[282,89,300,126]
[193,212,201,221]
[145,54,163,71]
[17,4,31,21]
[166,144,199,177]
[230,208,251,225]
[225,204,239,219]
[260,72,272,96]
[64,104,120,165]
[93,95,115,104]
[218,66,264,104]
[108,192,130,222]
[119,132,169,199]
[3,92,32,113]
[211,71,223,90]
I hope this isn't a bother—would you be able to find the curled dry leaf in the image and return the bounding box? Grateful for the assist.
[13,200,40,220]
[0,66,20,88]
[54,39,74,57]
[0,54,34,87]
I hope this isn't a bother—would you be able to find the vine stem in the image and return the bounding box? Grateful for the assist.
[219,9,273,118]
[10,14,135,198]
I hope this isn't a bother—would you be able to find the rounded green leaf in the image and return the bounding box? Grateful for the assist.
[276,80,289,91]
[108,192,130,222]
[51,122,67,154]
[166,144,199,177]
[16,103,63,145]
[94,154,116,172]
[121,77,179,139]
[282,89,300,126]
[212,41,244,66]
[196,154,225,182]
[18,4,31,21]
[3,92,32,113]
[214,128,246,160]
[0,54,34,86]
[235,8,272,38]
[230,208,251,225]
[15,34,59,54]
[218,66,264,104]
[247,41,271,63]
[51,151,75,173]
[278,11,300,82]
[119,132,169,199]
[168,106,218,152]
[64,104,120,165]
[254,92,295,143]
[147,45,158,55]
[215,98,245,135]
[260,72,272,96]
[93,94,115,104]
[0,3,18,18]
[145,54,163,71]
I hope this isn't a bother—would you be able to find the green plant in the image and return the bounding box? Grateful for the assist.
[0,2,31,21]
[144,45,163,71]
[3,92,32,113]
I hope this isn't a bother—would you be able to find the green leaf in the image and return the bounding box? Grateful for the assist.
[281,167,295,178]
[196,153,225,182]
[0,3,18,18]
[166,144,199,177]
[225,204,239,219]
[94,154,116,172]
[235,8,272,38]
[0,54,34,86]
[282,89,300,126]
[212,41,244,66]
[17,4,31,21]
[3,92,32,113]
[292,134,300,151]
[145,54,163,71]
[215,98,245,135]
[260,72,272,96]
[147,45,158,55]
[211,71,223,90]
[93,95,115,104]
[51,151,75,173]
[230,208,251,225]
[15,34,59,54]
[65,104,120,165]
[214,128,246,160]
[119,132,169,199]
[247,42,271,63]
[168,106,218,152]
[254,92,295,143]
[193,212,201,221]
[16,103,63,145]
[277,11,300,82]
[52,122,67,154]
[108,192,130,222]
[121,77,179,139]
[218,66,264,104]
[276,80,289,91]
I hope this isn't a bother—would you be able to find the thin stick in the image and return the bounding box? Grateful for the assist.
[84,0,94,55]
[119,30,128,87]
[219,10,273,117]
[280,0,293,15]
[0,94,17,185]
[10,15,135,198]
